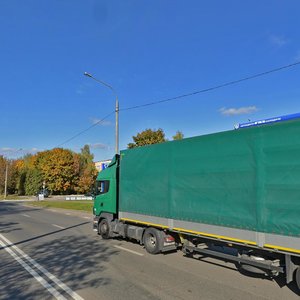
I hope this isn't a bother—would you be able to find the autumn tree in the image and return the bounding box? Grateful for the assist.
[75,145,97,193]
[7,160,20,194]
[172,131,184,140]
[25,168,42,195]
[0,156,6,194]
[0,157,19,195]
[14,159,26,195]
[6,146,98,196]
[38,148,79,194]
[21,154,41,195]
[128,128,166,149]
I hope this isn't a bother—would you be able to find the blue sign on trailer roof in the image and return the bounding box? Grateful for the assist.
[235,112,300,129]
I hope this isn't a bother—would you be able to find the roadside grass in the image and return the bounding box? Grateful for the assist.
[26,200,93,212]
[0,195,34,201]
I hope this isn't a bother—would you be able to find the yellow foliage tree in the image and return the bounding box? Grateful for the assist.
[38,148,79,194]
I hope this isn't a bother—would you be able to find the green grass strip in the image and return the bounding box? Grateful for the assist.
[26,201,93,213]
[0,195,34,200]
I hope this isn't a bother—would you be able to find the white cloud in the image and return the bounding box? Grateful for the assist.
[89,143,109,150]
[0,147,14,153]
[219,106,258,116]
[0,148,21,158]
[269,34,288,47]
[90,118,112,126]
[0,147,42,158]
[295,51,300,61]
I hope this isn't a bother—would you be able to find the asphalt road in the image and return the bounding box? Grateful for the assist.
[0,201,299,300]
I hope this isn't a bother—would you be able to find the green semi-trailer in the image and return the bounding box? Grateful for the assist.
[93,118,300,290]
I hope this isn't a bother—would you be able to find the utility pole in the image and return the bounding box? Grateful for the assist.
[115,96,119,154]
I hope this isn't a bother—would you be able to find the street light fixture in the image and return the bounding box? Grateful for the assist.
[84,72,119,154]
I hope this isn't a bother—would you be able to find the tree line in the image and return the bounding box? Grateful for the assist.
[128,129,183,148]
[0,145,97,196]
[1,128,183,196]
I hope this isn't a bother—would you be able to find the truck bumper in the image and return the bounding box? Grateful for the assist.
[93,215,99,232]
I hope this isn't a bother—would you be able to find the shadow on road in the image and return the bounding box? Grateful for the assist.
[0,221,91,249]
[0,258,53,300]
[274,275,300,296]
[185,253,300,296]
[31,234,118,290]
[0,230,119,299]
[0,202,41,216]
[0,221,21,234]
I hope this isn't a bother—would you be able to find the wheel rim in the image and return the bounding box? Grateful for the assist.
[150,235,156,246]
[147,233,156,248]
[101,222,108,234]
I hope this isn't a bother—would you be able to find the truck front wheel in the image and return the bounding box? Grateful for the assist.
[98,219,110,239]
[143,228,163,254]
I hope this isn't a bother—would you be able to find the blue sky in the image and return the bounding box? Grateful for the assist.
[1,0,300,161]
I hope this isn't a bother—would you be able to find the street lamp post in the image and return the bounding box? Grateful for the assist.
[84,72,119,154]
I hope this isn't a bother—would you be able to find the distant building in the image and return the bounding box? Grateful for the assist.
[95,159,111,172]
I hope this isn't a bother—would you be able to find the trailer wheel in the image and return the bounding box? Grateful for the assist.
[296,267,300,291]
[98,219,110,239]
[143,228,163,254]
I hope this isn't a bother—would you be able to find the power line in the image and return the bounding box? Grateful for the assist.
[57,60,300,147]
[56,111,115,147]
[120,60,300,112]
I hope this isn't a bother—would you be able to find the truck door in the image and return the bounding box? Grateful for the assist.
[93,155,118,216]
[94,178,116,216]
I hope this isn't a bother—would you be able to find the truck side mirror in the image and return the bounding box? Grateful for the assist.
[86,186,96,197]
[91,186,96,196]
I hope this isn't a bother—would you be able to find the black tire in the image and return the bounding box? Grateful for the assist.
[296,266,300,291]
[182,246,193,258]
[143,228,163,254]
[98,219,110,239]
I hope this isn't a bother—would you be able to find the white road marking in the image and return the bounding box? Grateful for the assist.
[0,238,66,300]
[52,224,65,229]
[65,213,71,215]
[21,214,31,218]
[0,233,84,300]
[114,245,144,256]
[50,209,58,212]
[83,217,90,219]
